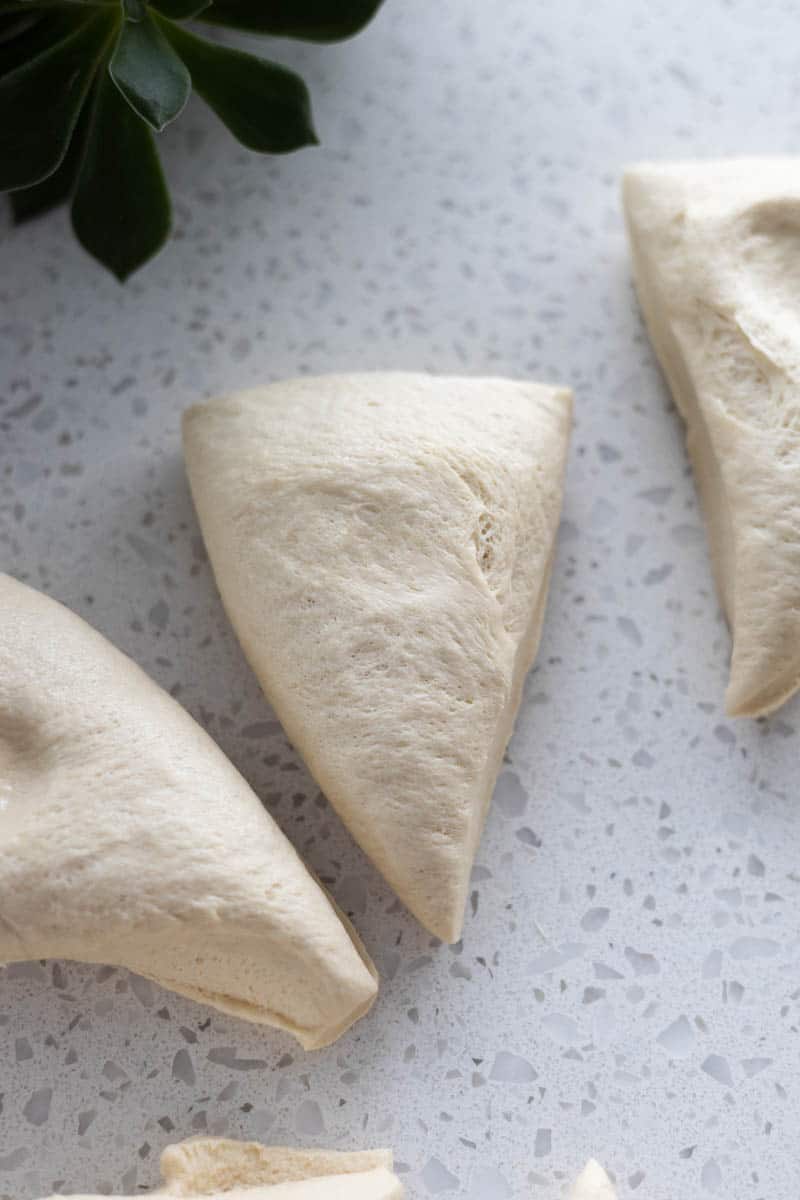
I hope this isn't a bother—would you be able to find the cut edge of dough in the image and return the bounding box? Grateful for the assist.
[160,1138,393,1195]
[142,883,378,1050]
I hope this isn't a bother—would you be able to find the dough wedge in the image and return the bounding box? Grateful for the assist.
[0,573,377,1048]
[183,372,572,941]
[38,1138,402,1200]
[625,159,800,716]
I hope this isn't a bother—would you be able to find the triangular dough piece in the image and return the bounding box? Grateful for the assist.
[569,1160,616,1200]
[183,372,572,941]
[625,159,800,716]
[39,1138,403,1200]
[0,573,377,1049]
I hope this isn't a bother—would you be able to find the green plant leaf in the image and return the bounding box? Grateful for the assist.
[9,79,92,222]
[0,0,117,13]
[0,13,41,71]
[110,8,189,131]
[151,0,212,19]
[159,20,317,153]
[0,11,39,42]
[0,8,117,191]
[71,70,171,279]
[0,8,84,76]
[198,0,384,41]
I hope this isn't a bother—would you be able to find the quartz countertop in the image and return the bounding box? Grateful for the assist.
[2,2,800,1197]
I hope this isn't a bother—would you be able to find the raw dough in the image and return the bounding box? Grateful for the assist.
[0,573,377,1048]
[38,1138,402,1200]
[183,372,572,941]
[624,159,800,716]
[569,1159,616,1200]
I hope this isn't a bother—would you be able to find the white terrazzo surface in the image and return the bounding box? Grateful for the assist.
[2,1,800,1197]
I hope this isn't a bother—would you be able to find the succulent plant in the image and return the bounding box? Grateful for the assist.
[1,0,383,278]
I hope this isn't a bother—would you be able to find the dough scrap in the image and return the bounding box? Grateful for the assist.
[183,372,572,940]
[569,1159,616,1200]
[625,159,800,716]
[0,573,377,1048]
[38,1138,402,1200]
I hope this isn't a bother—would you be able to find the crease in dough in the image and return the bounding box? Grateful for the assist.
[624,158,800,716]
[37,1138,403,1200]
[183,372,572,941]
[569,1159,616,1200]
[0,573,377,1049]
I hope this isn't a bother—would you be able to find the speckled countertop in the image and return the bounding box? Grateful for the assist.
[2,1,800,1197]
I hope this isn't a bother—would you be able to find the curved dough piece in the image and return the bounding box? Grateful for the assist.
[0,573,377,1049]
[569,1159,616,1200]
[183,372,572,941]
[624,159,800,716]
[38,1138,403,1200]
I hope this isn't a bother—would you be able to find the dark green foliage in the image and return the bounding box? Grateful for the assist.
[151,0,211,18]
[2,0,383,277]
[10,81,92,221]
[159,17,316,152]
[197,0,384,41]
[0,10,116,189]
[71,69,171,279]
[110,9,190,131]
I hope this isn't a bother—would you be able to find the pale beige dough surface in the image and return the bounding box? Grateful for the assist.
[38,1138,402,1200]
[624,158,800,717]
[183,372,572,941]
[0,573,377,1049]
[568,1159,616,1200]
